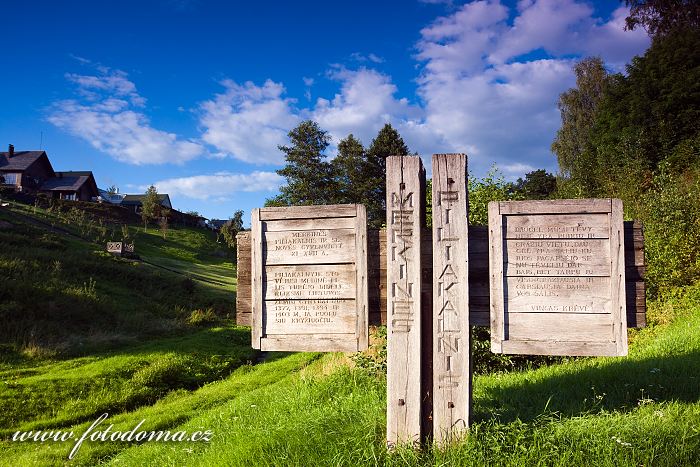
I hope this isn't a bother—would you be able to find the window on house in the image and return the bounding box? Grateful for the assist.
[1,173,20,185]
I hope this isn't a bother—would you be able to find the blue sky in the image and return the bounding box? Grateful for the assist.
[0,0,649,224]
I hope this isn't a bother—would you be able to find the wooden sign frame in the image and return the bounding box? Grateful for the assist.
[489,199,627,357]
[251,204,368,352]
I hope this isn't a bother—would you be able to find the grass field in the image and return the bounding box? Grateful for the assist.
[1,200,699,466]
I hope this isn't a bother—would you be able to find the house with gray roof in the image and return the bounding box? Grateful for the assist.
[121,193,172,213]
[40,171,99,202]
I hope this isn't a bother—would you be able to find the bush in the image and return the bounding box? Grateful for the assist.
[637,163,700,296]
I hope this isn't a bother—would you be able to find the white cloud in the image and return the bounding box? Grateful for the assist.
[414,0,650,174]
[350,52,385,64]
[312,67,422,147]
[198,79,299,165]
[49,69,205,165]
[152,171,282,200]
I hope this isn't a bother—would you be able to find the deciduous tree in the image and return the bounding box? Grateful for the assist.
[141,185,160,232]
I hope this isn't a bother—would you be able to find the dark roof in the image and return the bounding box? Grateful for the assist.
[55,171,93,177]
[121,194,171,205]
[40,176,90,192]
[0,151,48,171]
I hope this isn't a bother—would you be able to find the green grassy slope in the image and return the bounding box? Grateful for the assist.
[2,284,698,466]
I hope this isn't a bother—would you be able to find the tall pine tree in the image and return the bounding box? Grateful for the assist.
[364,123,410,227]
[332,134,367,205]
[267,120,336,206]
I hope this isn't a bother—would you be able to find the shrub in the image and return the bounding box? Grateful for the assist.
[637,163,700,296]
[187,308,218,326]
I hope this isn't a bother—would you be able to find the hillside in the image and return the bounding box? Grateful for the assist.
[0,201,237,354]
[1,200,699,466]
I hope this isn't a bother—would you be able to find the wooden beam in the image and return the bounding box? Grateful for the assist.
[432,154,471,444]
[386,155,425,448]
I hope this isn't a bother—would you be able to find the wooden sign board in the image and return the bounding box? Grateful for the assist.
[489,199,627,357]
[251,204,368,352]
[106,242,122,254]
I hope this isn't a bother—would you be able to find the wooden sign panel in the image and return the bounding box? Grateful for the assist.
[431,153,471,443]
[251,204,368,352]
[489,199,627,357]
[106,242,122,254]
[386,155,425,447]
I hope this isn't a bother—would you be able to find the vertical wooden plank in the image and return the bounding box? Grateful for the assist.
[432,154,470,444]
[488,202,504,352]
[251,208,263,349]
[356,204,369,351]
[610,199,628,355]
[386,155,425,448]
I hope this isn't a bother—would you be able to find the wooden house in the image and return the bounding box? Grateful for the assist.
[121,193,172,213]
[39,171,99,201]
[0,145,55,192]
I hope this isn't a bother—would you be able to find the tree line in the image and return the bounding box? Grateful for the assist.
[552,0,700,294]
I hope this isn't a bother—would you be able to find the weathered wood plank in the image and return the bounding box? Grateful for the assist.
[264,264,356,300]
[259,204,357,220]
[499,198,612,215]
[432,153,470,443]
[251,209,263,349]
[501,340,618,357]
[386,155,424,448]
[263,217,355,231]
[504,238,611,277]
[260,335,358,352]
[356,204,369,352]
[504,213,609,239]
[263,229,356,265]
[505,277,611,313]
[263,299,356,334]
[488,201,505,353]
[507,312,613,342]
[610,199,628,356]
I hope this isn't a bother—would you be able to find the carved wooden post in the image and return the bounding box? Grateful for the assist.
[431,153,471,444]
[386,155,425,447]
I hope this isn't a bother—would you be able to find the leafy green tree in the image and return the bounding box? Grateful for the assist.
[592,27,700,178]
[141,185,160,232]
[364,123,410,228]
[515,169,557,199]
[468,166,521,226]
[551,57,611,195]
[332,134,367,205]
[220,210,244,252]
[625,0,700,39]
[268,120,335,206]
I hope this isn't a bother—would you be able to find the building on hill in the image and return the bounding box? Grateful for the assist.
[97,188,126,204]
[121,193,172,213]
[39,171,99,201]
[0,145,55,193]
[207,219,227,231]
